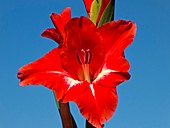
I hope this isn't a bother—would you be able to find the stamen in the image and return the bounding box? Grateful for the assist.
[76,49,92,83]
[76,50,82,64]
[76,49,92,64]
[85,49,92,64]
[81,49,86,64]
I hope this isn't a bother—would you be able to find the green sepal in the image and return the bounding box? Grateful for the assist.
[98,0,115,27]
[89,0,102,25]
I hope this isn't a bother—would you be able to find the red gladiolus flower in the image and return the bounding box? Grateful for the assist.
[17,8,136,127]
[83,0,111,23]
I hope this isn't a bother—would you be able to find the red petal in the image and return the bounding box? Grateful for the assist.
[105,55,131,73]
[41,28,63,44]
[60,7,71,20]
[50,7,71,38]
[93,20,136,78]
[94,69,130,88]
[60,78,89,102]
[18,48,64,88]
[91,20,136,80]
[55,77,88,101]
[74,83,118,127]
[60,17,105,79]
[83,0,93,16]
[99,20,137,56]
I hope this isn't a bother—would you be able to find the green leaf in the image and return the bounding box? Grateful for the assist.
[98,0,115,27]
[89,0,102,25]
[53,91,60,109]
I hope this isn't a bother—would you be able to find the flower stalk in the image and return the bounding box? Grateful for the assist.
[58,102,77,128]
[53,91,77,128]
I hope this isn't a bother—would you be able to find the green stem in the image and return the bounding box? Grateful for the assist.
[53,91,60,109]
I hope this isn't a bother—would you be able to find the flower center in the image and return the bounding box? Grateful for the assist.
[76,49,92,83]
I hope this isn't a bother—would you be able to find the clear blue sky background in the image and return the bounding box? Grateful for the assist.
[0,0,170,128]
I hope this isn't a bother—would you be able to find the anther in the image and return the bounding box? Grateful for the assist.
[76,50,82,64]
[85,49,92,64]
[76,49,92,65]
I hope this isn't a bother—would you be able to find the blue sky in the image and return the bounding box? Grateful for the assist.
[0,0,170,127]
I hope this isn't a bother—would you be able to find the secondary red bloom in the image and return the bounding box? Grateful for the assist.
[41,7,71,44]
[83,0,111,23]
[17,9,136,127]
